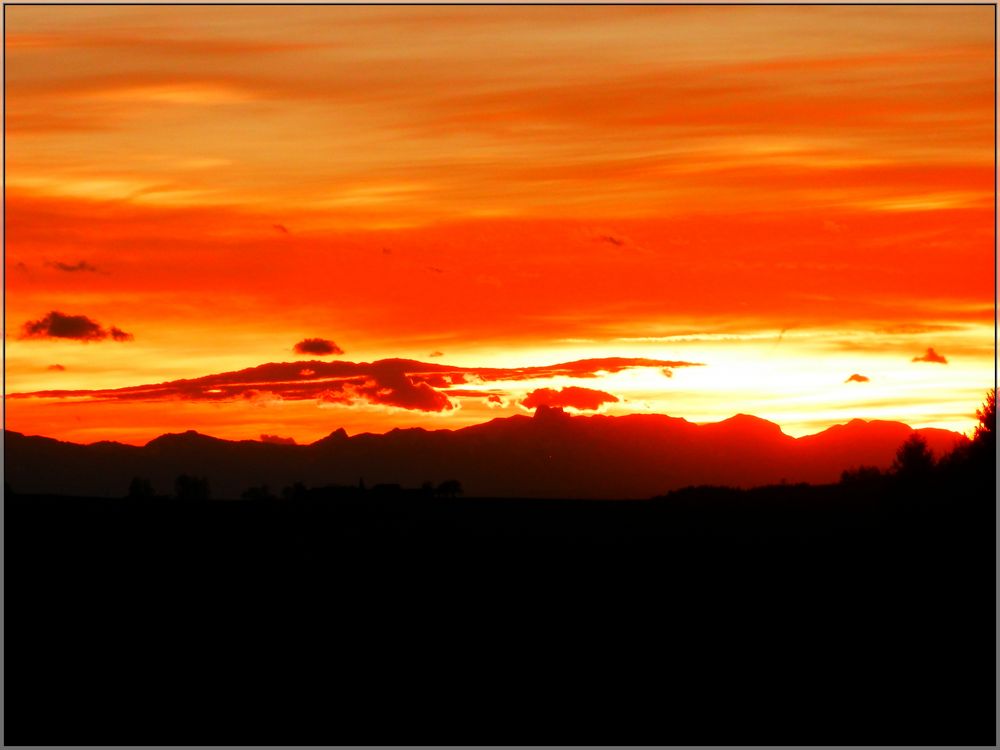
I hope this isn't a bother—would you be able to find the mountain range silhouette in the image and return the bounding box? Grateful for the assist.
[5,406,966,498]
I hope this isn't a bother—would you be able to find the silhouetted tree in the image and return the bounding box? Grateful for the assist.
[437,479,463,498]
[973,388,995,449]
[891,434,935,481]
[175,474,210,501]
[957,387,998,488]
[840,465,882,485]
[936,439,970,474]
[282,482,307,501]
[128,477,154,500]
[242,484,275,501]
[420,481,435,497]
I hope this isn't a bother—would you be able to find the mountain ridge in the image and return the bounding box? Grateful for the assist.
[5,409,967,499]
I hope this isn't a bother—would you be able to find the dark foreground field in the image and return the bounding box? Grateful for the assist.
[6,471,996,746]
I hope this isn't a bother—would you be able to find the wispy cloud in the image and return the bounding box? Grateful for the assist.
[47,260,99,273]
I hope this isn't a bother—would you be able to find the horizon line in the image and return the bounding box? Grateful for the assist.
[3,406,972,448]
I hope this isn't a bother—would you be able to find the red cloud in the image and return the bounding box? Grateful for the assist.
[9,356,697,415]
[413,373,451,388]
[521,386,619,412]
[845,373,870,383]
[20,311,133,342]
[293,338,343,356]
[362,360,455,412]
[260,433,296,445]
[47,260,98,273]
[912,348,948,364]
[315,366,455,413]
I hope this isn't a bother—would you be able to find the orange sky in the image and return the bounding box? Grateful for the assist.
[4,5,995,445]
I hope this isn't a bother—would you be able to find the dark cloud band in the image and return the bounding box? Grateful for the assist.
[20,311,133,342]
[10,355,702,414]
[522,386,619,411]
[294,338,344,356]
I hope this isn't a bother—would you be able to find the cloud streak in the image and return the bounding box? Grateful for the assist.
[47,260,98,272]
[9,356,702,413]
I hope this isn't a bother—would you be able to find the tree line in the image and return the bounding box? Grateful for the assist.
[841,388,995,490]
[124,389,995,502]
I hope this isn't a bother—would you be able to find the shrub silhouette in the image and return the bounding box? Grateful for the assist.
[971,388,995,467]
[174,474,210,501]
[241,484,275,501]
[840,465,882,485]
[959,388,997,486]
[891,434,935,481]
[281,482,307,501]
[127,477,154,500]
[436,479,463,498]
[974,388,995,442]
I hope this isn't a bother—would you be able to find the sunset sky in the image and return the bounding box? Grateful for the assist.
[4,4,995,445]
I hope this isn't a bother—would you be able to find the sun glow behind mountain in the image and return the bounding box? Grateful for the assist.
[4,5,995,445]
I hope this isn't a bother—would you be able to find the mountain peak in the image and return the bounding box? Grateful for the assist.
[312,427,349,446]
[145,430,221,448]
[6,411,971,499]
[809,418,911,439]
[710,413,785,434]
